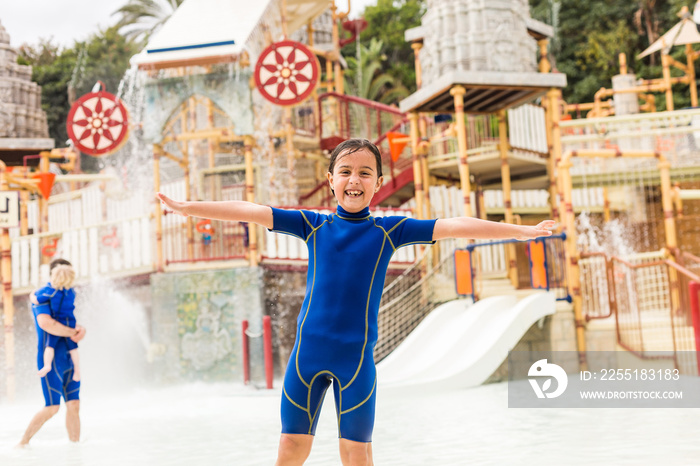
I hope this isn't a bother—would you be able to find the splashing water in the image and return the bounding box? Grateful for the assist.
[75,277,153,393]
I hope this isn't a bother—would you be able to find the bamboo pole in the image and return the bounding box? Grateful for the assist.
[0,165,15,402]
[450,86,473,217]
[285,107,295,205]
[662,54,675,111]
[206,99,218,203]
[184,100,194,261]
[409,113,424,219]
[244,136,259,267]
[603,187,611,223]
[19,177,29,236]
[687,44,698,107]
[544,89,559,223]
[153,146,164,272]
[39,153,49,264]
[659,159,681,315]
[419,116,430,220]
[498,109,518,288]
[412,43,423,89]
[558,155,587,370]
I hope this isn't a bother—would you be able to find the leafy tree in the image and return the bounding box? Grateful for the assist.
[113,0,185,43]
[343,0,426,94]
[344,38,408,104]
[530,0,695,110]
[18,27,140,151]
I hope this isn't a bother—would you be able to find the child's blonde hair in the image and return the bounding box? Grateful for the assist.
[51,264,75,290]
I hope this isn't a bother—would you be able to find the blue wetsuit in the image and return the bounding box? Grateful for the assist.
[35,284,78,351]
[271,205,436,442]
[32,286,80,406]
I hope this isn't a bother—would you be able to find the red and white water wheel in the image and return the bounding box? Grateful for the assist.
[66,89,129,156]
[254,40,319,106]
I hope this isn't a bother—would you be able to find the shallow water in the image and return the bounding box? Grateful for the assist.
[1,381,698,465]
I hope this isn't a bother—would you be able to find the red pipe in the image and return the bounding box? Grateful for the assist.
[263,316,273,389]
[689,282,700,375]
[241,320,250,385]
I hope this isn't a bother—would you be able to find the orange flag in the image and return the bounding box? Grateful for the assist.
[386,132,409,162]
[32,173,56,199]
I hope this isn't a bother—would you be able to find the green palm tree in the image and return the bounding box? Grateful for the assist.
[344,38,408,105]
[112,0,185,44]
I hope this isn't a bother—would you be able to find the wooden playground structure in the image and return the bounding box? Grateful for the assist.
[2,0,700,400]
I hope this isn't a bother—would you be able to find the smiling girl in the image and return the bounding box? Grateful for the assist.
[157,138,554,466]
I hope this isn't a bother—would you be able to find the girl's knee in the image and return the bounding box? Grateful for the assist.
[65,400,80,413]
[277,434,313,464]
[339,440,371,466]
[46,405,60,416]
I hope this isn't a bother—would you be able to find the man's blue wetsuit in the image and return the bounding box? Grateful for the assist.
[271,205,436,442]
[32,286,80,406]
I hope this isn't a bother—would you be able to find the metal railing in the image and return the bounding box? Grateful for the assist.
[560,108,700,172]
[580,250,667,321]
[313,92,411,204]
[607,255,700,375]
[455,234,570,302]
[11,215,154,292]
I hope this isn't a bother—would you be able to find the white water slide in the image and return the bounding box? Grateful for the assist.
[377,292,556,392]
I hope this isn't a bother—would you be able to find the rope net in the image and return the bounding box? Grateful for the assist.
[374,248,456,362]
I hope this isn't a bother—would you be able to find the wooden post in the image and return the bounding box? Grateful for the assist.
[558,155,587,370]
[619,53,628,75]
[686,44,698,107]
[153,146,164,272]
[450,86,472,217]
[662,54,675,111]
[498,109,518,288]
[409,113,425,219]
[19,188,29,236]
[285,107,295,205]
[548,89,563,225]
[419,116,430,220]
[603,187,611,222]
[0,167,15,402]
[412,42,423,89]
[538,39,550,74]
[659,159,681,315]
[184,100,195,261]
[39,153,49,263]
[331,2,344,96]
[244,136,259,267]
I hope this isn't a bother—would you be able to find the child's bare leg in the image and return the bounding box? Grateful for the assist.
[38,347,54,377]
[69,349,81,382]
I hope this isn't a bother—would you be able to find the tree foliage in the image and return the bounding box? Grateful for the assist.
[342,0,426,96]
[18,27,140,149]
[112,0,185,44]
[344,38,409,104]
[530,0,696,110]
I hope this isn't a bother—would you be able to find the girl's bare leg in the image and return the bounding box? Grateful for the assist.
[37,347,54,378]
[339,439,373,466]
[275,433,314,466]
[69,349,81,381]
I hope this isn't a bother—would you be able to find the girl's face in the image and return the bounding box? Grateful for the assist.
[327,149,383,212]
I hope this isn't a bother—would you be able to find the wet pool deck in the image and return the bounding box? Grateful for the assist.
[1,382,699,465]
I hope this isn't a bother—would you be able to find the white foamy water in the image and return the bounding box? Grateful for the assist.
[1,382,698,465]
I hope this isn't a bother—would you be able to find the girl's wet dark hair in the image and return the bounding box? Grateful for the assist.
[49,258,72,272]
[328,139,383,178]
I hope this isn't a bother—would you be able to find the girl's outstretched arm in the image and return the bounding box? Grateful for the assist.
[433,217,555,241]
[156,192,274,229]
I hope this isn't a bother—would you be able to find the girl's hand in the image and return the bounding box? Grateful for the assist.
[156,192,188,217]
[516,220,556,241]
